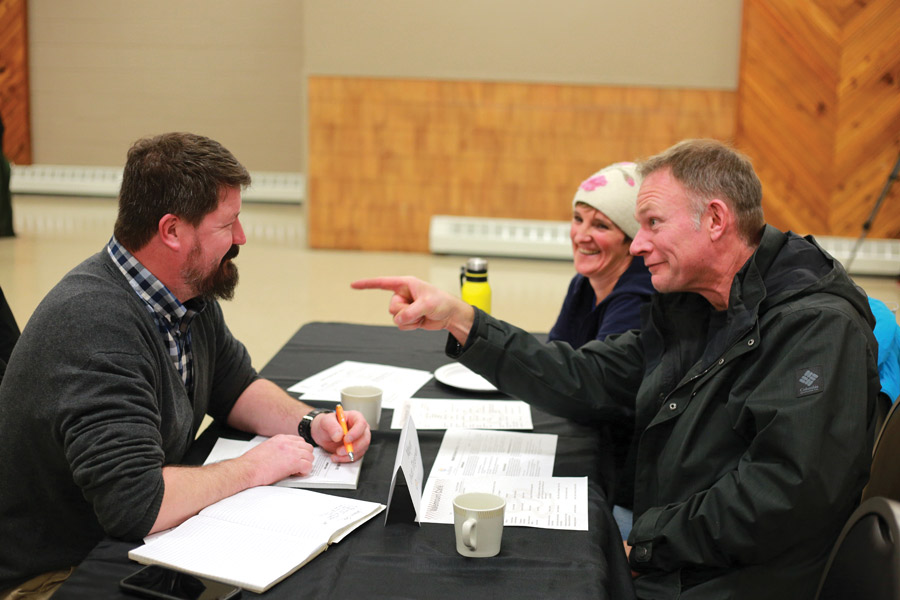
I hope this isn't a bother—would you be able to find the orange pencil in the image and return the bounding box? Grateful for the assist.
[335,404,355,462]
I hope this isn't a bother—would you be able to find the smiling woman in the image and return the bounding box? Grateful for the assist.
[547,162,657,535]
[548,162,655,349]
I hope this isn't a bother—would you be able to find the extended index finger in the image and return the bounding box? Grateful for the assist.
[351,277,411,293]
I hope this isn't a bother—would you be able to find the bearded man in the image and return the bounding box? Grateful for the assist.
[0,133,372,596]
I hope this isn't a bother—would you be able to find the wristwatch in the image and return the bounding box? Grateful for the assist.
[298,408,334,446]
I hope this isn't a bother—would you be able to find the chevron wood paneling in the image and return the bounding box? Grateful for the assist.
[308,77,736,252]
[736,0,900,240]
[0,0,31,164]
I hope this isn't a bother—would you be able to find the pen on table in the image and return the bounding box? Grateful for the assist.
[335,404,355,462]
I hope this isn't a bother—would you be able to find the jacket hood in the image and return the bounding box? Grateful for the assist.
[734,225,876,331]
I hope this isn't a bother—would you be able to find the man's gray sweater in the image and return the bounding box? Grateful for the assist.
[0,249,257,589]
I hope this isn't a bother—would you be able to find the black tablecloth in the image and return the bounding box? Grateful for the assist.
[54,322,635,599]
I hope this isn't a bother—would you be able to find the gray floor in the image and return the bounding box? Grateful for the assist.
[2,195,898,370]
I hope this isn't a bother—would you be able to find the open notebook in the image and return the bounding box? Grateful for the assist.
[128,486,384,593]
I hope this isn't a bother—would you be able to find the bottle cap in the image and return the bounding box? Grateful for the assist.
[466,257,488,273]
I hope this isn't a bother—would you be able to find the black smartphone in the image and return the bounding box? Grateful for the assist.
[119,565,241,600]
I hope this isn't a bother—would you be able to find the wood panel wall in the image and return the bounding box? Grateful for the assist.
[308,77,736,252]
[0,0,31,164]
[736,0,900,239]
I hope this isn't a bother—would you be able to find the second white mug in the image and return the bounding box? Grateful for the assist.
[339,385,383,428]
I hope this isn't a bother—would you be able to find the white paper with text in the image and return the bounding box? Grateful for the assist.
[204,436,361,490]
[429,429,557,478]
[286,360,433,409]
[390,399,533,430]
[420,475,588,530]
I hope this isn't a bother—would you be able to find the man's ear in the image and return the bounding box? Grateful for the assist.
[705,199,730,242]
[158,214,182,251]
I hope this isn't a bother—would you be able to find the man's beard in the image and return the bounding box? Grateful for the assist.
[182,243,240,301]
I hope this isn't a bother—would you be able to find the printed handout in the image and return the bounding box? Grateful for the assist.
[420,475,588,531]
[204,435,362,490]
[429,429,557,478]
[420,428,588,530]
[287,360,433,409]
[390,398,533,430]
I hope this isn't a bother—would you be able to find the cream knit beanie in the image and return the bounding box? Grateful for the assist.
[572,162,641,239]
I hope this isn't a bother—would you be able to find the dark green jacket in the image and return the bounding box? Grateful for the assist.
[454,226,879,599]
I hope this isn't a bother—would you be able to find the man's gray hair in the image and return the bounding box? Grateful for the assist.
[638,139,765,244]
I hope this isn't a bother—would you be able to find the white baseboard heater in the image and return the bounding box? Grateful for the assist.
[429,215,900,277]
[10,164,304,204]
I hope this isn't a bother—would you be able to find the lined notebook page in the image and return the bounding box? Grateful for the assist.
[129,486,384,593]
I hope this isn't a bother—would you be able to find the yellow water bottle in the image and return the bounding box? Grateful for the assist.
[460,257,491,314]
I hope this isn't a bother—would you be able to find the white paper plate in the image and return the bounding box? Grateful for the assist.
[433,363,498,393]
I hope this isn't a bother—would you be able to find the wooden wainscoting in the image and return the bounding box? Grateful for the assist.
[0,0,31,164]
[736,0,900,239]
[308,77,736,252]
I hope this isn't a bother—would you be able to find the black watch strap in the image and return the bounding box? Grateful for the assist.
[298,408,334,446]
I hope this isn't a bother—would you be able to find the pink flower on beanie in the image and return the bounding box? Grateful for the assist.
[613,163,637,186]
[580,175,608,191]
[580,163,636,191]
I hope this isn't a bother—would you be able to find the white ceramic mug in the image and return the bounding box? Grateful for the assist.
[452,492,506,557]
[339,385,383,428]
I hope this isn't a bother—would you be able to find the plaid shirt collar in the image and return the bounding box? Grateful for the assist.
[106,236,204,388]
[107,236,206,324]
